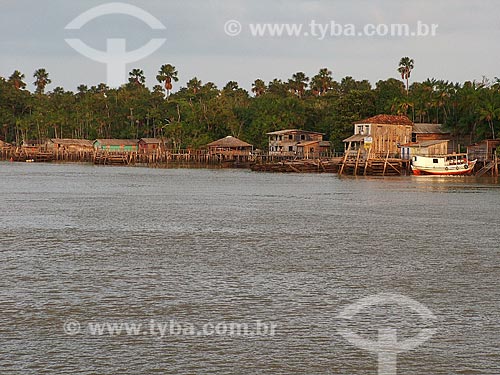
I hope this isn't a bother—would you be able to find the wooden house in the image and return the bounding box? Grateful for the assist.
[401,140,450,159]
[46,139,94,152]
[296,140,331,159]
[93,139,139,152]
[411,123,450,142]
[267,129,325,156]
[343,115,413,156]
[467,139,500,162]
[21,139,45,151]
[206,136,253,160]
[0,140,11,148]
[138,138,164,153]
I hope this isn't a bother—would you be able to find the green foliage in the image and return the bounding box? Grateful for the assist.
[1,67,500,148]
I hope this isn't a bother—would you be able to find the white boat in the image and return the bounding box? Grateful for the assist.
[411,153,476,176]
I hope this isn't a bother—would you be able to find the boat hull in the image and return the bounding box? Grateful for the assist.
[412,166,474,176]
[411,159,476,176]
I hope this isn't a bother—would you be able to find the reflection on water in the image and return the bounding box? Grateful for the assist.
[0,163,499,374]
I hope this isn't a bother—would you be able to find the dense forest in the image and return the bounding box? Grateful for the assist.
[1,59,499,151]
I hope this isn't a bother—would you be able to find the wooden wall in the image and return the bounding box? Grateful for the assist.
[371,124,412,155]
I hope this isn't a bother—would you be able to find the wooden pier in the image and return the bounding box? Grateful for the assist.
[0,145,497,177]
[474,155,499,177]
[251,159,340,173]
[338,148,410,176]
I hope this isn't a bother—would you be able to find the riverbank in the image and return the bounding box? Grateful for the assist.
[1,147,499,177]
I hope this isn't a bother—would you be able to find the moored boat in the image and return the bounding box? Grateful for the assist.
[411,153,476,176]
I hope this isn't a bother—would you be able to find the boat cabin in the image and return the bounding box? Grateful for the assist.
[401,140,450,159]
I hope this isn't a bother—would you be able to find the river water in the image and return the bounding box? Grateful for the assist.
[0,163,499,374]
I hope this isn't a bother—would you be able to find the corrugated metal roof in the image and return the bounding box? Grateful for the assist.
[343,134,366,142]
[266,129,324,136]
[412,123,448,134]
[402,140,449,147]
[94,139,139,146]
[50,139,93,147]
[139,138,163,144]
[298,140,332,147]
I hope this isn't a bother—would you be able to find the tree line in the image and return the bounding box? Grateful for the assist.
[1,59,499,150]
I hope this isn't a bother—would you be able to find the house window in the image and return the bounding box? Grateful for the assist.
[288,134,293,140]
[301,134,306,140]
[279,135,282,141]
[411,133,417,142]
[289,146,294,152]
[433,159,438,164]
[310,147,315,153]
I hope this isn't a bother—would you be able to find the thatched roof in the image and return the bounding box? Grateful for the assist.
[355,115,413,126]
[207,136,252,148]
[50,139,93,147]
[94,139,139,146]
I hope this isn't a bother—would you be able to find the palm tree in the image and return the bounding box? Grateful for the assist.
[397,57,414,95]
[8,70,26,90]
[251,79,267,97]
[223,81,240,92]
[478,92,500,139]
[156,64,179,98]
[186,77,202,94]
[390,97,413,116]
[288,72,310,98]
[33,68,51,94]
[310,68,333,96]
[128,68,146,86]
[268,79,288,96]
[77,84,88,95]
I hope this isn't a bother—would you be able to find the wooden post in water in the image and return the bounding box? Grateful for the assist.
[354,148,362,176]
[382,150,390,176]
[339,144,351,176]
[495,153,498,177]
[363,146,372,176]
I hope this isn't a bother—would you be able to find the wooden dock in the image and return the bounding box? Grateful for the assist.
[0,146,496,177]
[251,159,340,173]
[474,155,499,177]
[338,149,410,176]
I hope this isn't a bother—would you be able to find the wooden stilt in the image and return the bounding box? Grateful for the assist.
[382,150,390,176]
[354,148,362,176]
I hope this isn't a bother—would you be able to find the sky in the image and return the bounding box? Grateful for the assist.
[1,0,499,92]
